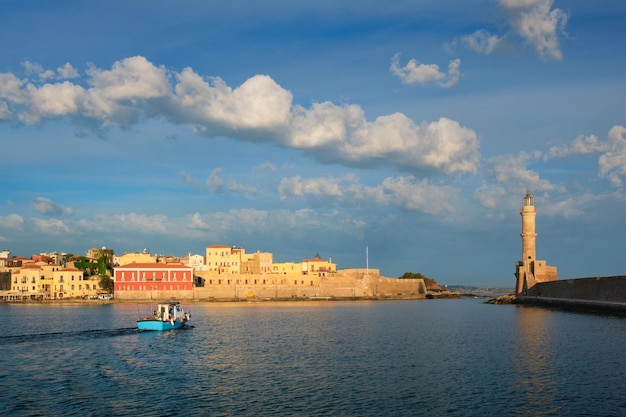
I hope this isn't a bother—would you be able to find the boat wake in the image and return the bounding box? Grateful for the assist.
[0,327,138,346]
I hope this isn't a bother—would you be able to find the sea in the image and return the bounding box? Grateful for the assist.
[0,298,624,417]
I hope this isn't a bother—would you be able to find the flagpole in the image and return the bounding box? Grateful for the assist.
[366,246,369,275]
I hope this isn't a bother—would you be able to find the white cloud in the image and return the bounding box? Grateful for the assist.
[204,168,258,197]
[0,56,480,176]
[0,214,24,230]
[190,212,209,230]
[462,30,503,55]
[256,161,276,171]
[226,181,259,197]
[23,61,78,81]
[546,134,607,159]
[390,53,462,88]
[173,69,292,131]
[0,73,27,105]
[499,0,567,60]
[288,101,362,149]
[598,126,626,187]
[57,63,79,79]
[545,126,626,188]
[487,151,557,193]
[289,106,479,174]
[24,81,84,122]
[83,56,170,124]
[179,170,201,191]
[458,0,567,60]
[104,213,168,234]
[278,174,458,214]
[33,218,70,235]
[206,168,224,192]
[33,197,73,216]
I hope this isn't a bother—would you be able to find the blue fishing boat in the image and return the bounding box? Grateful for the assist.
[137,302,190,331]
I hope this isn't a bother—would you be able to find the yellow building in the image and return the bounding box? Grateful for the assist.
[11,265,43,297]
[118,251,156,266]
[271,262,301,275]
[38,263,64,297]
[242,251,273,274]
[52,267,86,299]
[301,256,337,276]
[205,244,244,274]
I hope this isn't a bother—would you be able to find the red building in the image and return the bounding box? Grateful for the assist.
[114,263,194,293]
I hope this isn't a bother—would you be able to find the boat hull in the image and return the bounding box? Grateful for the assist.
[137,318,187,331]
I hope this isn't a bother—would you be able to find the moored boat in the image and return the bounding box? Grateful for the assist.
[137,301,190,331]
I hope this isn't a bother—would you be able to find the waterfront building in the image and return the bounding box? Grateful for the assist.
[182,253,207,271]
[301,256,336,276]
[515,192,558,295]
[86,246,115,269]
[117,251,156,266]
[113,263,194,296]
[242,251,273,274]
[11,265,43,297]
[51,267,87,299]
[205,244,244,274]
[271,262,301,275]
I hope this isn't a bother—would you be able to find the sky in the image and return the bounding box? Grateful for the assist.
[1,0,625,287]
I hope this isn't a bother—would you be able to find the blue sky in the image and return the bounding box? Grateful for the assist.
[1,0,625,287]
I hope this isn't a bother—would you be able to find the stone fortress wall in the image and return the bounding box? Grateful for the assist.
[115,268,426,301]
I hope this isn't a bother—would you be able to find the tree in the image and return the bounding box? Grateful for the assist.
[99,275,113,293]
[399,271,438,288]
[97,256,109,276]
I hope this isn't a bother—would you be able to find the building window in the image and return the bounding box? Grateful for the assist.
[71,285,75,290]
[60,276,64,282]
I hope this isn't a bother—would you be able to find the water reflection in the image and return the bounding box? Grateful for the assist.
[513,306,561,415]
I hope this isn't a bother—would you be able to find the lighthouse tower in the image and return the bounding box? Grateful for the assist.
[520,191,537,265]
[515,192,558,295]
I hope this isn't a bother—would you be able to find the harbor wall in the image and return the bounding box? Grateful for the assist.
[518,275,626,312]
[113,268,427,301]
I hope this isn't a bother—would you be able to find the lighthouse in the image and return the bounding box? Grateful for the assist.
[515,192,558,295]
[520,191,537,264]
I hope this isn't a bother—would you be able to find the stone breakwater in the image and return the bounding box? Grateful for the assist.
[485,276,626,313]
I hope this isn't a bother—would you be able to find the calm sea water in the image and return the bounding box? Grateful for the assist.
[0,299,624,416]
